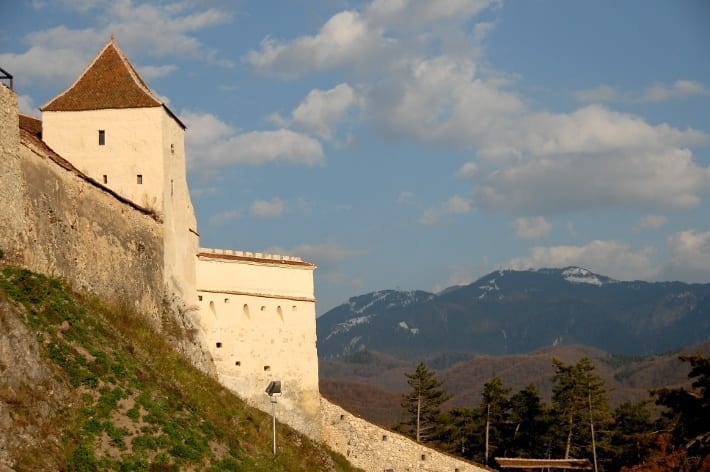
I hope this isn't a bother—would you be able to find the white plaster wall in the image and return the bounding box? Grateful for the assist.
[196,252,315,300]
[42,108,165,211]
[195,256,321,439]
[160,111,198,303]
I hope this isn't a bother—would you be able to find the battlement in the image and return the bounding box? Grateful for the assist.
[197,247,313,267]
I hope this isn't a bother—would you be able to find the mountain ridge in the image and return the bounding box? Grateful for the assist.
[317,266,710,359]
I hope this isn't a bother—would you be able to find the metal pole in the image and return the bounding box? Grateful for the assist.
[271,398,276,455]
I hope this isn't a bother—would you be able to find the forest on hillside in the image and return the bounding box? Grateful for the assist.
[394,356,710,472]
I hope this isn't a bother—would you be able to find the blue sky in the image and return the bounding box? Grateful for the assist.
[2,0,709,315]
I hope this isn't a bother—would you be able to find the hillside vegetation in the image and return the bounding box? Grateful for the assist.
[0,266,358,471]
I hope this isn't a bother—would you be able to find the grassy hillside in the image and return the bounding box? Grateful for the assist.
[0,266,359,471]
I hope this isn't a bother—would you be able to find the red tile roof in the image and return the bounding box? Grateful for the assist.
[19,114,42,138]
[40,38,184,128]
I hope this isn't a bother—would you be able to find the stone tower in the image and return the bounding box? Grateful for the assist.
[40,38,198,302]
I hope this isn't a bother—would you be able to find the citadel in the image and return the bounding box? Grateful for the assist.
[0,38,485,471]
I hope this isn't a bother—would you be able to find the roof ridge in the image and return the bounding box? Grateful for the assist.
[39,37,162,111]
[110,38,162,104]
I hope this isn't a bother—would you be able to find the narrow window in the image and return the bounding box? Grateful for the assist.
[216,342,222,348]
[260,306,266,312]
[382,435,388,441]
[421,454,426,461]
[340,414,345,420]
[235,361,241,366]
[137,174,143,184]
[224,298,229,304]
[98,130,105,145]
[170,143,175,154]
[263,365,271,371]
[171,179,174,197]
[102,175,108,184]
[198,295,203,301]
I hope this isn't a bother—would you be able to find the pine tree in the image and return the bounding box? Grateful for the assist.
[550,357,609,469]
[476,377,511,464]
[399,362,451,444]
[508,383,549,459]
[653,353,710,461]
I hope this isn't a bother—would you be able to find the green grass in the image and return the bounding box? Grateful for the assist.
[0,266,359,471]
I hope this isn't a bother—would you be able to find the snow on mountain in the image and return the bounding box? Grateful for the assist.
[561,267,616,286]
[325,315,375,341]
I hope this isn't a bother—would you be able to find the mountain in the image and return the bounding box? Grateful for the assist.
[317,267,710,359]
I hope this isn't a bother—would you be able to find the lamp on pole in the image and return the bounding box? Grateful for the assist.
[265,381,281,455]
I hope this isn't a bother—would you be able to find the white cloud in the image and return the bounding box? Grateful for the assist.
[0,1,230,85]
[458,162,479,178]
[181,110,324,170]
[209,209,241,226]
[419,195,473,225]
[575,80,708,104]
[246,0,499,78]
[507,240,658,280]
[246,10,390,78]
[137,64,177,80]
[660,230,710,282]
[270,83,361,140]
[633,214,667,232]
[513,217,550,240]
[640,80,708,103]
[17,94,38,116]
[251,198,283,218]
[473,106,710,214]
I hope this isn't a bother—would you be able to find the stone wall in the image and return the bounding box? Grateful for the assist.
[321,398,490,472]
[1,84,161,319]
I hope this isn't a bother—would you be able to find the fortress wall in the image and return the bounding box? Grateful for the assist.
[0,85,164,318]
[0,86,23,259]
[196,253,321,440]
[321,398,489,472]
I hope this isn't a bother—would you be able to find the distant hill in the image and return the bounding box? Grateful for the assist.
[317,267,710,359]
[319,342,710,429]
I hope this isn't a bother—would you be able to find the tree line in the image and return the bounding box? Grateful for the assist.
[396,354,710,471]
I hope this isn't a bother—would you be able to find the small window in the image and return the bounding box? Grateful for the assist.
[98,130,105,145]
[421,454,426,461]
[224,298,229,304]
[137,174,143,184]
[263,365,271,371]
[171,179,174,197]
[102,175,108,184]
[198,295,203,301]
[170,143,175,154]
[235,361,241,366]
[340,414,345,420]
[292,305,297,312]
[382,435,388,441]
[260,306,266,312]
[216,342,222,348]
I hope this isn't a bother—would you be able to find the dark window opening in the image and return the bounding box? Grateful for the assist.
[137,174,143,184]
[263,365,271,371]
[216,342,222,348]
[235,361,241,366]
[98,130,105,145]
[198,295,203,301]
[102,175,108,184]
